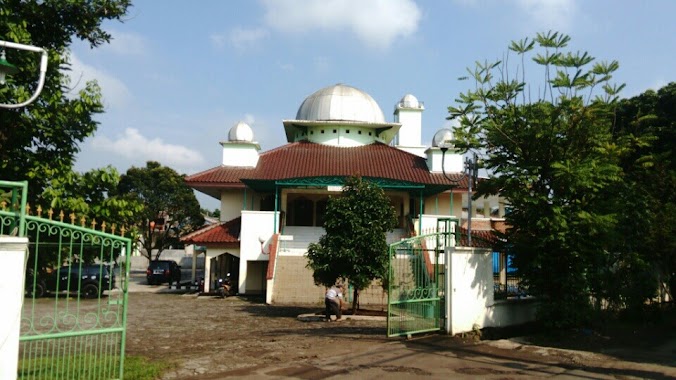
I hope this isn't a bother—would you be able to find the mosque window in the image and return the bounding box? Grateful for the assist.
[321,130,325,134]
[358,130,362,135]
[346,129,350,134]
[333,129,337,134]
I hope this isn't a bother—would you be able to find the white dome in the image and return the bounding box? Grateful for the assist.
[228,121,254,142]
[432,128,454,148]
[399,94,420,108]
[295,84,385,123]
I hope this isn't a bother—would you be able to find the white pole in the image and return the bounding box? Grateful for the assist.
[444,234,453,334]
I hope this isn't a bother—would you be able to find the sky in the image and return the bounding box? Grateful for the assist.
[69,0,676,209]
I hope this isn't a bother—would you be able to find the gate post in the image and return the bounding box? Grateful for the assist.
[444,245,452,334]
[0,236,28,380]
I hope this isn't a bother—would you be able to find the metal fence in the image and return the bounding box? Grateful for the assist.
[387,232,446,337]
[492,252,527,299]
[1,180,132,379]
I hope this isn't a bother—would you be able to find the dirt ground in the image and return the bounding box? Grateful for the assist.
[124,291,676,379]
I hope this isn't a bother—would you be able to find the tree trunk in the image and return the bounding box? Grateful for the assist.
[352,288,359,315]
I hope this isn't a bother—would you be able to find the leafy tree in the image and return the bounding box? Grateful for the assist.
[41,165,143,229]
[0,0,131,203]
[306,176,398,312]
[200,208,221,219]
[611,83,676,308]
[449,32,624,328]
[117,161,204,261]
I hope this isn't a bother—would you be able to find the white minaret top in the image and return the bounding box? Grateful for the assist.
[221,121,260,167]
[394,94,426,157]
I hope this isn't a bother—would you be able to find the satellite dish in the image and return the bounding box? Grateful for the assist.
[432,128,454,150]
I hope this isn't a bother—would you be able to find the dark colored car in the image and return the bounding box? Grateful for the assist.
[46,264,115,298]
[24,268,47,298]
[146,260,181,285]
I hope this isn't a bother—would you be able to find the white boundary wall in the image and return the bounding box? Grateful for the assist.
[239,211,277,294]
[445,246,536,335]
[0,236,28,380]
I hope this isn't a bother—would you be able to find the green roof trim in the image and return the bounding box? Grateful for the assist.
[241,176,454,196]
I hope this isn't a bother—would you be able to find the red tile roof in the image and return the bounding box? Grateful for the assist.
[185,141,467,190]
[458,227,499,249]
[181,217,241,245]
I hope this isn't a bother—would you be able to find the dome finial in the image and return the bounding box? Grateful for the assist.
[228,121,254,142]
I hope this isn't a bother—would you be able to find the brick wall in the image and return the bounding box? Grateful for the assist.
[271,254,387,308]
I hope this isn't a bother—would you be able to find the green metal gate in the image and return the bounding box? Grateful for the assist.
[386,233,443,337]
[1,181,132,379]
[387,218,458,337]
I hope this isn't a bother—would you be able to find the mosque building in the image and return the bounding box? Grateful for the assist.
[182,83,503,304]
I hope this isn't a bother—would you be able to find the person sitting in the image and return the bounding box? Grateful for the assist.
[325,283,344,321]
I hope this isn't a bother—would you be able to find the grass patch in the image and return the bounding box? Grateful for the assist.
[124,355,174,380]
[18,354,173,380]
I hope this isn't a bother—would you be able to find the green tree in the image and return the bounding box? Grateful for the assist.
[449,32,624,328]
[306,176,398,312]
[611,83,676,308]
[117,161,204,261]
[41,165,143,230]
[0,0,131,203]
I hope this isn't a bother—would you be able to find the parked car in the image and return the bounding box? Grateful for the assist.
[24,268,46,298]
[46,264,115,298]
[146,260,181,285]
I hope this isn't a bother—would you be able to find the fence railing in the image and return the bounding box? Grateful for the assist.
[492,252,527,299]
[1,180,132,379]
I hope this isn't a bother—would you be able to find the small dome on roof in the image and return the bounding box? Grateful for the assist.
[432,128,454,148]
[399,94,420,108]
[296,84,386,123]
[228,121,254,142]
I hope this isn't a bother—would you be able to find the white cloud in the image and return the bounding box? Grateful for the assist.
[90,128,206,169]
[105,30,147,56]
[229,27,269,50]
[261,0,421,50]
[67,53,131,110]
[517,0,577,32]
[210,34,227,49]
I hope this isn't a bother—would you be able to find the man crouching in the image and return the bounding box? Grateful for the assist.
[325,283,344,321]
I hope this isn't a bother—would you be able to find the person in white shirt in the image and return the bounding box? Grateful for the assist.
[325,284,344,321]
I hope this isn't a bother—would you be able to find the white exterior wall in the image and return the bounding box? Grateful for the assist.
[426,148,464,173]
[220,191,244,222]
[238,211,279,294]
[221,143,260,167]
[203,245,240,293]
[304,126,380,147]
[0,236,29,380]
[394,109,422,147]
[446,247,536,335]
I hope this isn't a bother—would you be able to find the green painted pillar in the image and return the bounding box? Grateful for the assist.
[274,186,279,233]
[418,190,423,233]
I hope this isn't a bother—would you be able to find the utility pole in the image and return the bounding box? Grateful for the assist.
[465,153,478,247]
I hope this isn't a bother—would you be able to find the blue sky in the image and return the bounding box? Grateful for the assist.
[69,0,676,209]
